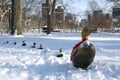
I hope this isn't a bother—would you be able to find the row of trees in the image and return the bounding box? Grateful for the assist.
[82,0,120,32]
[0,0,57,35]
[0,0,120,35]
[87,11,111,31]
[0,0,67,35]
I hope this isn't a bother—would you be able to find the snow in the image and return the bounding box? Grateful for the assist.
[0,32,120,80]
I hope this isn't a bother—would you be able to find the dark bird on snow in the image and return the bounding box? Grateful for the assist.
[22,41,26,46]
[31,42,36,48]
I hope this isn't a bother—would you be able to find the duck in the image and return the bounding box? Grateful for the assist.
[70,27,96,69]
[22,41,26,46]
[31,42,36,48]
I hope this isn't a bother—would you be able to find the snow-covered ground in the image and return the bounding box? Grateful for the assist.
[0,32,120,80]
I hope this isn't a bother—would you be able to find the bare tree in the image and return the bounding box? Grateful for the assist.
[87,10,111,32]
[87,0,101,14]
[34,0,44,33]
[106,0,120,6]
[0,0,11,33]
[22,0,36,31]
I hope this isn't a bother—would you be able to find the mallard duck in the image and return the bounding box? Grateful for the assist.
[71,27,96,69]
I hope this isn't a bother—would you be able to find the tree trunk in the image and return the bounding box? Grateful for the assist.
[11,0,15,35]
[11,0,22,35]
[46,0,56,35]
[46,0,51,34]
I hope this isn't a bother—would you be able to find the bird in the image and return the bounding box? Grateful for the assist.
[56,48,63,57]
[14,42,17,45]
[22,41,26,46]
[6,41,9,44]
[71,27,96,69]
[3,41,9,44]
[38,44,43,49]
[31,42,36,48]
